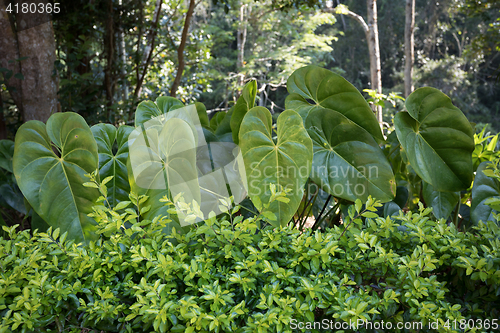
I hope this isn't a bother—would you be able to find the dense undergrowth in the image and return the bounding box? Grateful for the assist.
[1,195,499,332]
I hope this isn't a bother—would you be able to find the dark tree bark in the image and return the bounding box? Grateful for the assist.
[0,0,58,123]
[404,0,415,98]
[170,0,196,98]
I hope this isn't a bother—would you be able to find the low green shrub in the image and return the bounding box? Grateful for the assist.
[0,195,499,332]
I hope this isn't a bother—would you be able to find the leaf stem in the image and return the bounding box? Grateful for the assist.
[452,193,461,229]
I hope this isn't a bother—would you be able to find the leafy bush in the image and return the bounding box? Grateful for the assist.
[1,194,499,332]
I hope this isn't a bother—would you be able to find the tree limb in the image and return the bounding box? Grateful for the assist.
[170,0,196,98]
[133,0,163,98]
[325,6,369,37]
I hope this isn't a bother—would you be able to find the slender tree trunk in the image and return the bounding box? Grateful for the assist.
[170,0,196,98]
[367,0,382,124]
[134,0,163,98]
[237,3,248,87]
[118,0,129,102]
[135,0,143,88]
[326,3,383,125]
[104,0,115,109]
[404,0,415,98]
[424,1,439,59]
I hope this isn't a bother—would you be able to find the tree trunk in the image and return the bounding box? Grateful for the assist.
[326,3,383,125]
[118,0,129,102]
[0,0,58,123]
[104,0,115,109]
[237,3,248,87]
[170,0,196,98]
[134,0,163,98]
[404,0,415,98]
[366,0,382,124]
[0,0,23,117]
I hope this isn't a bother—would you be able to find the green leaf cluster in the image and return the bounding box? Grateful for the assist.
[0,196,499,332]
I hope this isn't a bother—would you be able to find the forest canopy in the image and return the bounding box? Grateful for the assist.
[0,0,499,137]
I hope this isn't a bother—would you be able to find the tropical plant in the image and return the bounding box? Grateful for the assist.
[12,113,100,243]
[8,65,495,241]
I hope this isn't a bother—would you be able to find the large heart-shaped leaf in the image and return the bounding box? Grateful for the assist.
[471,161,500,225]
[91,124,134,206]
[285,65,383,142]
[239,107,312,227]
[394,87,474,192]
[230,80,257,144]
[422,181,459,220]
[305,107,395,202]
[13,112,100,243]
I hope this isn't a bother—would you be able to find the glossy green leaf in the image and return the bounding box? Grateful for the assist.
[422,181,459,220]
[0,140,14,173]
[471,161,500,225]
[384,201,401,217]
[231,80,257,144]
[239,107,312,227]
[395,87,474,192]
[305,107,395,202]
[91,124,133,206]
[13,112,100,243]
[285,65,383,142]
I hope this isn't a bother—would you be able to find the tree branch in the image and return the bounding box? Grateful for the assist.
[170,0,196,98]
[133,0,163,98]
[325,6,369,36]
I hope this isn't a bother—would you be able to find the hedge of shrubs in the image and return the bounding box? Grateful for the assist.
[0,195,499,333]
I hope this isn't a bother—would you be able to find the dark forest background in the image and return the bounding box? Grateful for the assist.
[1,0,499,139]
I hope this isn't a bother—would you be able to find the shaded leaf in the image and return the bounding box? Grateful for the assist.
[394,87,474,192]
[91,124,134,206]
[286,65,383,142]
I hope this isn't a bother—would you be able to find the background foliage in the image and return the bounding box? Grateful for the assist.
[1,0,498,137]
